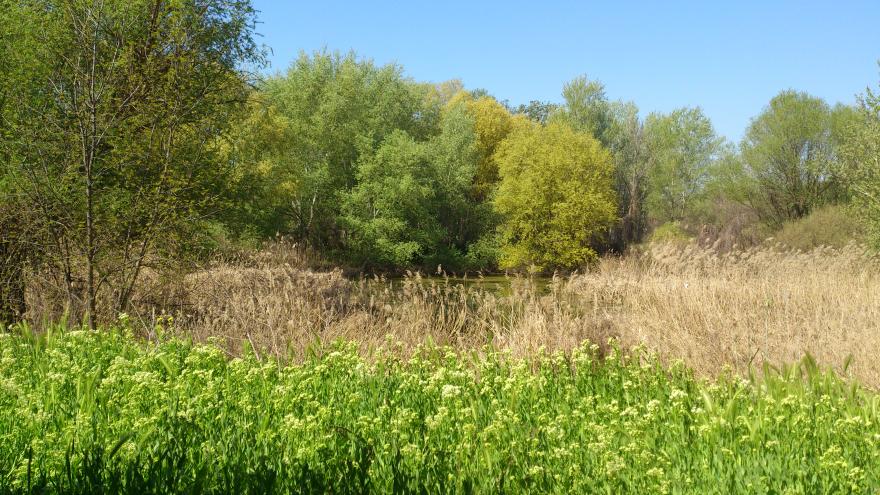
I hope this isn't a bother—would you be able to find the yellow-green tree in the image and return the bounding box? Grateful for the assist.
[446,92,529,200]
[493,122,617,271]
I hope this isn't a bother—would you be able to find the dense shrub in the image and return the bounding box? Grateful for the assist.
[771,204,865,251]
[648,221,692,245]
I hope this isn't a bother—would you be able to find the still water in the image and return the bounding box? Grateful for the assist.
[379,275,554,296]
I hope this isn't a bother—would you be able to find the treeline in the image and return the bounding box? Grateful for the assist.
[2,0,880,325]
[225,51,877,268]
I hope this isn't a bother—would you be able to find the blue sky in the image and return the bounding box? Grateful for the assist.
[251,0,880,141]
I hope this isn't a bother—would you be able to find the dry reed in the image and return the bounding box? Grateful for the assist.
[22,241,880,387]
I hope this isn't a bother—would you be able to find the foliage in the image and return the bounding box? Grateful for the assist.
[250,51,432,250]
[771,204,865,251]
[740,91,851,226]
[513,100,557,125]
[494,122,617,270]
[649,221,693,245]
[446,94,527,201]
[0,0,264,325]
[2,327,879,493]
[645,107,726,223]
[552,76,613,142]
[339,104,488,269]
[839,77,880,248]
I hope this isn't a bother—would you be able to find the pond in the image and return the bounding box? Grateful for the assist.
[380,274,555,296]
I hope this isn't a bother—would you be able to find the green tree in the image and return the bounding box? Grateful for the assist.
[0,0,263,325]
[445,92,528,201]
[645,107,725,223]
[254,51,431,249]
[840,79,880,247]
[340,131,441,267]
[340,106,480,268]
[493,122,617,271]
[552,76,612,142]
[603,102,652,249]
[514,100,557,125]
[740,90,847,225]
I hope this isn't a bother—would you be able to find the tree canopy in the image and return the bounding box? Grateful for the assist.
[493,122,617,270]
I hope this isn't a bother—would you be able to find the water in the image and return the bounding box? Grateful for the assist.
[382,274,554,296]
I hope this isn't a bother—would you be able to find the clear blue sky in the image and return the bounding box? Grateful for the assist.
[251,0,880,141]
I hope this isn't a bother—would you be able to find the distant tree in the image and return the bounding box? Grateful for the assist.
[552,76,613,143]
[645,107,725,223]
[552,76,675,249]
[0,0,263,326]
[493,122,617,271]
[740,91,847,225]
[604,102,651,248]
[340,131,442,267]
[340,106,479,268]
[446,93,528,201]
[514,100,557,125]
[255,51,431,249]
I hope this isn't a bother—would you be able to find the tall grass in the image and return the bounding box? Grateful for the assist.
[2,326,878,493]
[574,242,880,386]
[19,242,880,387]
[85,242,880,389]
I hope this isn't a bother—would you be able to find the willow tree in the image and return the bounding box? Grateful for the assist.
[741,91,850,225]
[0,0,264,326]
[493,122,617,271]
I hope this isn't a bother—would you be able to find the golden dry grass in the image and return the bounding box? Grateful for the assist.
[23,241,880,387]
[570,242,880,386]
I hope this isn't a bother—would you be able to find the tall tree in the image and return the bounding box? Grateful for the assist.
[553,76,612,143]
[740,90,846,225]
[554,76,653,249]
[255,51,431,249]
[514,100,557,125]
[840,77,880,247]
[645,107,725,223]
[1,0,263,325]
[340,105,479,268]
[604,102,651,248]
[445,92,528,201]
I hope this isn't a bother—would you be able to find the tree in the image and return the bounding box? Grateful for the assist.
[514,100,557,125]
[552,76,612,142]
[740,90,847,225]
[445,93,527,201]
[1,0,263,326]
[553,76,663,250]
[340,131,442,267]
[493,122,617,271]
[645,107,725,223]
[254,51,431,250]
[340,106,479,268]
[840,78,880,247]
[604,102,651,248]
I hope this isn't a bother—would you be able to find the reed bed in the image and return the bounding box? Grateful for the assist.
[139,242,880,388]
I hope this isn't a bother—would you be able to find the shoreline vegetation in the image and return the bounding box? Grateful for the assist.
[19,241,880,389]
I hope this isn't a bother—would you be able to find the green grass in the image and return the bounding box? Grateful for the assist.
[1,325,878,494]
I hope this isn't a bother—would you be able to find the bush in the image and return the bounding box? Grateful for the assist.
[771,204,865,251]
[648,221,692,245]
